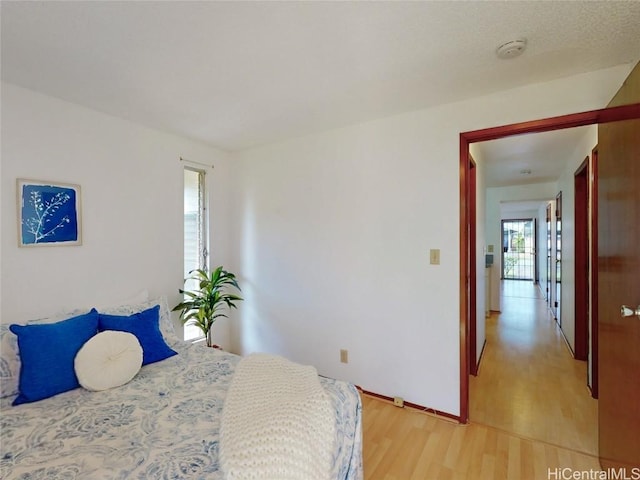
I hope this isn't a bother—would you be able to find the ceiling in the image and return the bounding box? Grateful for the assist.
[500,200,553,216]
[476,125,594,188]
[2,1,639,187]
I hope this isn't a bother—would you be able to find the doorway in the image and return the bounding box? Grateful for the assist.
[459,102,640,425]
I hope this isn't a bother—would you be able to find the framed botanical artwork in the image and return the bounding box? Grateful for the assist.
[17,179,82,247]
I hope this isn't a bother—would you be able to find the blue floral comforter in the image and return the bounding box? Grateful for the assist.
[0,342,363,479]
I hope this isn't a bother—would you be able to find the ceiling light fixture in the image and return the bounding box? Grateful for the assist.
[496,39,527,59]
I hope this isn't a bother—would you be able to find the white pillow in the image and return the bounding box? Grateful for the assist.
[96,290,149,311]
[117,290,150,306]
[0,323,21,398]
[74,331,143,391]
[99,296,179,346]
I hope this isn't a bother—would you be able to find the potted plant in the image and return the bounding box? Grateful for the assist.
[172,266,243,347]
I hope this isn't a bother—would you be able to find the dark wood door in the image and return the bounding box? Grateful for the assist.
[574,158,589,361]
[554,192,562,324]
[598,65,640,469]
[591,147,599,399]
[546,204,552,305]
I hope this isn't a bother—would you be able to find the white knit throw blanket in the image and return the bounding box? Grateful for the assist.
[220,353,336,480]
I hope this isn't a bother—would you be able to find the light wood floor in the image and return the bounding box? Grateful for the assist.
[362,280,600,478]
[362,395,601,479]
[470,280,598,455]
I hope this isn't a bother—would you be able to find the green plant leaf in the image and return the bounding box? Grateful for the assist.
[171,265,244,339]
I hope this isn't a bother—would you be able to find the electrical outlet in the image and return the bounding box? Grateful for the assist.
[393,396,404,408]
[340,349,348,364]
[429,249,440,265]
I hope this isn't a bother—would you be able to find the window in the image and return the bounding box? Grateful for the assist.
[183,168,207,341]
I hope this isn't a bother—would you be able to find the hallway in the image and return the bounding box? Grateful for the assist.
[469,280,598,455]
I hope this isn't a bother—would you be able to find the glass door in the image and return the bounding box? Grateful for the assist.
[501,219,535,280]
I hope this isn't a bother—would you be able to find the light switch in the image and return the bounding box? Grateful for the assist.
[340,349,348,364]
[430,249,440,265]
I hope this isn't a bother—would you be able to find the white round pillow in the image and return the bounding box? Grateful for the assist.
[74,331,143,391]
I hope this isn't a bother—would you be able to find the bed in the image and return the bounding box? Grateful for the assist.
[0,298,363,480]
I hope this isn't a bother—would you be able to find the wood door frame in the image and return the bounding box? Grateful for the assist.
[459,102,640,424]
[468,157,478,375]
[574,157,589,361]
[590,146,599,399]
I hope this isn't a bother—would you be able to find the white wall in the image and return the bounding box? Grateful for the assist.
[1,63,629,416]
[0,82,3,323]
[554,125,598,354]
[0,83,234,347]
[228,64,632,416]
[537,201,553,303]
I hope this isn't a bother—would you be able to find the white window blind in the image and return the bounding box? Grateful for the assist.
[183,168,207,341]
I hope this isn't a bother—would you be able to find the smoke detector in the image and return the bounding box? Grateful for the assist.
[496,39,527,59]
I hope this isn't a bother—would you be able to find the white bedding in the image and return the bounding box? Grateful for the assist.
[0,342,363,480]
[220,353,335,479]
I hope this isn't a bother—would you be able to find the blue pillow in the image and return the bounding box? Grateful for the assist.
[10,309,99,405]
[98,305,177,366]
